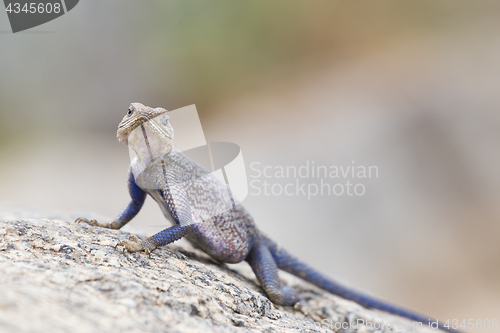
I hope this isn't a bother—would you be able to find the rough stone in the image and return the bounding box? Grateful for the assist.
[0,216,434,333]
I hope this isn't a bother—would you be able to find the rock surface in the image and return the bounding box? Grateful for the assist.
[0,215,434,333]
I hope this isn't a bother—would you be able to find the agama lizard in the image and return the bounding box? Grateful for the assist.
[77,103,459,333]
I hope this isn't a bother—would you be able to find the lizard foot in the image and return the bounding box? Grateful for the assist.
[294,300,326,322]
[115,235,156,255]
[76,217,120,229]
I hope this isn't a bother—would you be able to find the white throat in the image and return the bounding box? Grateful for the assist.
[127,113,175,178]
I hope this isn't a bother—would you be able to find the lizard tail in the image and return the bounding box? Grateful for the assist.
[265,237,459,333]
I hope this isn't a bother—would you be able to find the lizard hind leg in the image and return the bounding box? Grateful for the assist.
[246,241,301,306]
[246,241,325,321]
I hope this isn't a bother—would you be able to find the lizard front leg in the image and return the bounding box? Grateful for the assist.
[114,163,194,254]
[76,169,146,229]
[116,224,191,254]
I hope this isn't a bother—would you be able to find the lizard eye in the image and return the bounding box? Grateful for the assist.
[127,107,133,116]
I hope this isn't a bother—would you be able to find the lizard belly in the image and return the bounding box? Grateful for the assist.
[148,188,255,263]
[186,212,255,263]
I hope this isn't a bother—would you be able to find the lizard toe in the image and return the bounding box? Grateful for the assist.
[75,217,89,224]
[75,217,98,226]
[116,235,147,253]
[88,219,99,226]
[77,217,118,229]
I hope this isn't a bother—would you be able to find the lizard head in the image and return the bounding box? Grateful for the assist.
[117,103,173,145]
[117,103,175,167]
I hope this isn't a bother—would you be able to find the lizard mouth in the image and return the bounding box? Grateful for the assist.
[116,128,130,145]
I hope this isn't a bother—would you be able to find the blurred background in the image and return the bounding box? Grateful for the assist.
[1,1,499,331]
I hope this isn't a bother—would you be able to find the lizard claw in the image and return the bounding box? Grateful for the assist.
[116,235,153,255]
[76,217,98,226]
[76,217,118,229]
